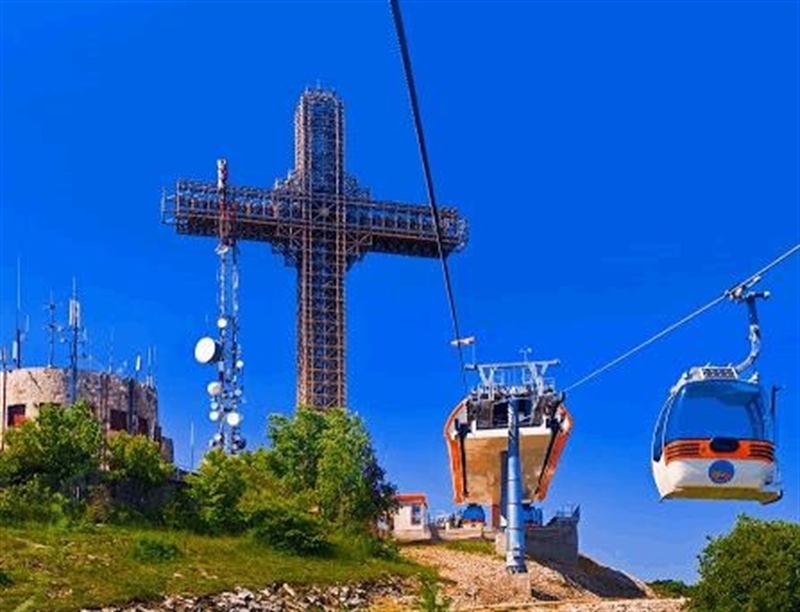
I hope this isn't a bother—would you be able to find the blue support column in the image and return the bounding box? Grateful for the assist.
[506,392,528,573]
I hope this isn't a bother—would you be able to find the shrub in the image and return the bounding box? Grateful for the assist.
[185,450,247,535]
[129,536,181,563]
[415,574,452,611]
[0,478,69,525]
[648,579,694,598]
[0,567,13,588]
[0,402,102,495]
[250,504,332,557]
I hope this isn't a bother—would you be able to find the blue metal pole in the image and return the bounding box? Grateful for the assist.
[506,392,528,573]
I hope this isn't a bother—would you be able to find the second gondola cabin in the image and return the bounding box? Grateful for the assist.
[651,371,781,504]
[651,287,783,505]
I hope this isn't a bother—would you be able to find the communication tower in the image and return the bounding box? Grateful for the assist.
[192,159,246,454]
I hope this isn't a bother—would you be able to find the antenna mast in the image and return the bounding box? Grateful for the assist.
[12,257,28,369]
[193,159,246,455]
[68,278,85,404]
[44,290,63,367]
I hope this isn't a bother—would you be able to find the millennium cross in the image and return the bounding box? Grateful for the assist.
[161,88,469,409]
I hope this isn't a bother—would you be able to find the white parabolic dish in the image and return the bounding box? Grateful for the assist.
[194,337,221,364]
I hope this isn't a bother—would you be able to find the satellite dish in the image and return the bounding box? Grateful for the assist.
[194,337,222,364]
[226,411,242,427]
[209,410,220,422]
[217,317,228,329]
[236,359,245,370]
[207,381,222,396]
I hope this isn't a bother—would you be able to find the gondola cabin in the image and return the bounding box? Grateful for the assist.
[444,391,573,506]
[651,365,782,504]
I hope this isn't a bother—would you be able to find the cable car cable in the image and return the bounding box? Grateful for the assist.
[389,0,469,391]
[564,242,800,393]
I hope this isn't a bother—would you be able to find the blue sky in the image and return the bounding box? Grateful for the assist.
[1,0,798,584]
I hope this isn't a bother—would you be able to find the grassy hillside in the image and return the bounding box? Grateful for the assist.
[0,525,424,612]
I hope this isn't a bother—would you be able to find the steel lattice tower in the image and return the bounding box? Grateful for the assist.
[162,88,468,409]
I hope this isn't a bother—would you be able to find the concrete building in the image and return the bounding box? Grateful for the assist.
[0,366,173,462]
[390,493,432,542]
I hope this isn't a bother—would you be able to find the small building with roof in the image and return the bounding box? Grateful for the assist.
[389,492,432,542]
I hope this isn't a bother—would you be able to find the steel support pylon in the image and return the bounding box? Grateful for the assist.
[506,389,528,573]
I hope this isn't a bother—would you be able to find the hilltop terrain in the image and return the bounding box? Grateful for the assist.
[0,528,685,611]
[397,544,685,611]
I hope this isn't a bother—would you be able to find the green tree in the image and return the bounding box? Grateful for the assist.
[266,408,328,492]
[0,402,102,494]
[235,448,294,524]
[315,408,397,525]
[266,406,397,528]
[689,515,800,612]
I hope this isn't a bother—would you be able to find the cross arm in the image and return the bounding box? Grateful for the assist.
[161,178,469,258]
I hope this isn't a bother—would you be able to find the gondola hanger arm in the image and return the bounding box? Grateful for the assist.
[564,242,800,393]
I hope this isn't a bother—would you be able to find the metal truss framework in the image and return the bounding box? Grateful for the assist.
[163,89,468,409]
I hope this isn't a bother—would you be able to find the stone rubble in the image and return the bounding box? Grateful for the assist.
[81,579,411,612]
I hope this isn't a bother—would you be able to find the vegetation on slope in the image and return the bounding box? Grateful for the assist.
[0,524,421,611]
[647,578,694,599]
[0,402,413,610]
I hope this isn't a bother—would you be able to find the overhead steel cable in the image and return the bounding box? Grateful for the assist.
[564,242,800,393]
[389,0,469,390]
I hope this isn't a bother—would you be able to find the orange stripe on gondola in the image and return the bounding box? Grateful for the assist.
[664,439,774,464]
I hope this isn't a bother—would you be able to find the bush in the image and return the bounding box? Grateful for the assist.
[129,536,181,563]
[0,478,70,525]
[185,450,247,535]
[0,402,102,495]
[250,504,332,557]
[648,579,694,598]
[415,574,452,611]
[689,515,800,612]
[162,485,201,532]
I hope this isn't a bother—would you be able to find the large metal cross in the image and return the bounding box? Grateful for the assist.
[161,88,468,410]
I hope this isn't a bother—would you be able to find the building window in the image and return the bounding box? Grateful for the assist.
[110,409,128,432]
[137,418,149,436]
[6,404,26,427]
[411,503,422,525]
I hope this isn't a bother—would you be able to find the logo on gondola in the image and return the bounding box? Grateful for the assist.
[708,460,735,484]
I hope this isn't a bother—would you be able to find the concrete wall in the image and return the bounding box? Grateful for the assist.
[0,366,173,462]
[495,515,579,566]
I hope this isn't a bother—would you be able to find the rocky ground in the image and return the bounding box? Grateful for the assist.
[399,545,686,611]
[82,579,416,611]
[82,545,687,611]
